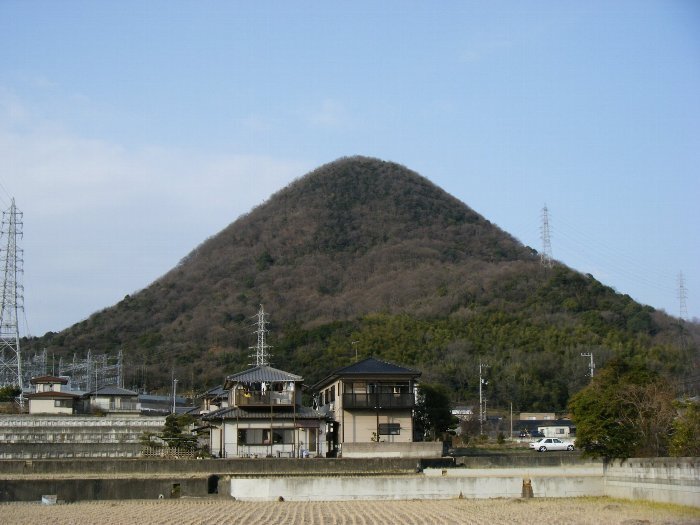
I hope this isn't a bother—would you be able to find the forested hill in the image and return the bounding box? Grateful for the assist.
[23,157,699,410]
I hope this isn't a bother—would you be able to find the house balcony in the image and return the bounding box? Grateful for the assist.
[342,392,415,410]
[235,391,294,407]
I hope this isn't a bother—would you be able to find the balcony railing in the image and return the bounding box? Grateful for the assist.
[342,392,414,410]
[235,391,294,407]
[91,401,140,412]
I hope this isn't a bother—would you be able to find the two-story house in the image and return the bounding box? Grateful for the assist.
[26,375,80,415]
[312,357,421,453]
[203,365,326,458]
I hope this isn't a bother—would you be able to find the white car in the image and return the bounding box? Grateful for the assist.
[529,437,575,452]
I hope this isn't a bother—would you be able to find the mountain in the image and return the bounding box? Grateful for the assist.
[23,157,699,410]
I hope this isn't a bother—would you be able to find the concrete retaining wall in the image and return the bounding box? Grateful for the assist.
[604,457,699,508]
[0,415,165,459]
[230,466,605,501]
[1,456,697,507]
[0,477,214,502]
[342,442,444,458]
[0,457,452,477]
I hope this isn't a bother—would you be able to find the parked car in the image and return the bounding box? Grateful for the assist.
[529,437,575,452]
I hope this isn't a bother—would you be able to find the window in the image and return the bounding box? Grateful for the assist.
[237,428,294,445]
[378,423,400,435]
[54,399,70,408]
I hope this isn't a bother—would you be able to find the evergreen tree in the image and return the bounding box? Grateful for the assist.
[569,358,674,459]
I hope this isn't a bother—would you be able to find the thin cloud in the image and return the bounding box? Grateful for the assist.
[307,99,350,129]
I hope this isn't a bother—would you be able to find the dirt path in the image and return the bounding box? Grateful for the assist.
[2,497,699,525]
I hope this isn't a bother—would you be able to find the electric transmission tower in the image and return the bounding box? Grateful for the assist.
[249,304,272,366]
[0,198,24,406]
[678,271,688,321]
[540,204,553,269]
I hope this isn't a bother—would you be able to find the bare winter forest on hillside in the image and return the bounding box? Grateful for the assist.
[22,157,699,410]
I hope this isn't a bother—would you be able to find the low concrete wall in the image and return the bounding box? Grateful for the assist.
[342,442,444,458]
[0,477,214,502]
[0,457,452,477]
[604,457,699,508]
[230,465,605,501]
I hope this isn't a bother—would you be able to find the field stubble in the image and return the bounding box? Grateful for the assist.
[2,497,699,525]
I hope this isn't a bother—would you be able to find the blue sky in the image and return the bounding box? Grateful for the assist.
[1,1,698,335]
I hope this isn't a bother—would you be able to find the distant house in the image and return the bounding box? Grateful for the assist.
[198,385,229,414]
[87,385,140,416]
[203,365,326,458]
[519,412,555,421]
[537,422,576,438]
[312,357,421,452]
[452,406,474,421]
[27,375,79,415]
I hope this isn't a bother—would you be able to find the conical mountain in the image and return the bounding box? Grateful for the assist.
[24,157,698,409]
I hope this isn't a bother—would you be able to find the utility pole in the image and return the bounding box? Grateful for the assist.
[0,199,24,408]
[540,204,553,269]
[172,378,178,414]
[479,362,489,435]
[581,352,595,378]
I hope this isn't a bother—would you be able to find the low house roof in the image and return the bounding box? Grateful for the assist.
[89,385,138,397]
[203,405,326,422]
[311,357,421,390]
[30,375,68,385]
[224,365,302,388]
[200,385,228,399]
[27,391,79,400]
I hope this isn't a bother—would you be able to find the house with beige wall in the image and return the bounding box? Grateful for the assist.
[27,375,80,415]
[312,357,421,454]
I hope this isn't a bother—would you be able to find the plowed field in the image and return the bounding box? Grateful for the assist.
[3,497,699,525]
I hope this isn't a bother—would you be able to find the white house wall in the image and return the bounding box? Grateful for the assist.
[216,420,325,458]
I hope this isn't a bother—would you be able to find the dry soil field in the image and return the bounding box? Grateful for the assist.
[2,497,699,525]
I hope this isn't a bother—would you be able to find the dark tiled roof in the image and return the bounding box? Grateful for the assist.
[225,365,302,385]
[203,405,325,422]
[90,385,138,397]
[200,385,228,398]
[335,357,420,376]
[311,357,421,390]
